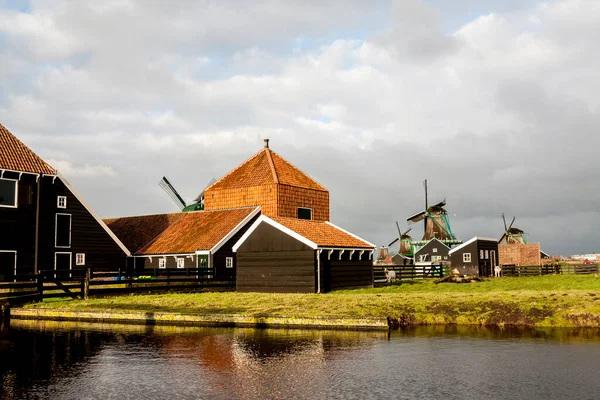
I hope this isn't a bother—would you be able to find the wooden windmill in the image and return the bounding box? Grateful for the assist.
[158,176,216,212]
[499,213,527,244]
[388,222,414,257]
[407,180,459,245]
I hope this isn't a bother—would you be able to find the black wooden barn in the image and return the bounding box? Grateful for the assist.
[0,123,129,280]
[413,238,450,264]
[232,215,375,293]
[448,237,499,276]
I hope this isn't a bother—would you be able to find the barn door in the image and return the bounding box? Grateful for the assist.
[55,252,72,279]
[0,251,16,282]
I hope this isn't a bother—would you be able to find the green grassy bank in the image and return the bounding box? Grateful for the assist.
[24,275,600,328]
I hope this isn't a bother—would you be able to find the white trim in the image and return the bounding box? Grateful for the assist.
[463,253,472,263]
[338,249,345,260]
[297,206,313,220]
[54,252,72,274]
[57,195,67,209]
[210,206,261,253]
[158,257,167,269]
[225,257,233,268]
[0,177,18,208]
[195,250,210,255]
[448,236,498,255]
[75,253,85,266]
[325,221,376,248]
[56,174,131,256]
[232,215,318,252]
[0,168,49,177]
[55,213,72,248]
[0,250,17,279]
[176,258,185,269]
[415,238,451,255]
[133,252,197,258]
[359,250,364,260]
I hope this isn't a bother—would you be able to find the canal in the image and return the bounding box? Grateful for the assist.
[1,321,600,399]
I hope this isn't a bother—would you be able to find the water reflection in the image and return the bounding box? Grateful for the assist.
[1,320,600,399]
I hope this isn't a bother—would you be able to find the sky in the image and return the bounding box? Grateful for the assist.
[1,0,599,256]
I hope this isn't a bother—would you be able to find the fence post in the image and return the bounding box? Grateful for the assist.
[1,303,9,326]
[37,272,44,302]
[81,268,90,300]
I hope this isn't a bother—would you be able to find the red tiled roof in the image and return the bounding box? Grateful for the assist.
[0,123,55,175]
[205,147,327,193]
[137,207,257,255]
[270,216,373,248]
[104,213,185,254]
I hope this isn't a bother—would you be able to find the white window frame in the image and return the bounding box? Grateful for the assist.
[225,257,233,268]
[297,207,313,220]
[76,253,85,266]
[55,213,72,248]
[177,258,185,269]
[463,253,472,263]
[433,248,438,253]
[158,258,167,269]
[0,178,18,209]
[57,196,67,209]
[0,250,17,281]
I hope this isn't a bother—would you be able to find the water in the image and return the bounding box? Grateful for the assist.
[1,321,600,400]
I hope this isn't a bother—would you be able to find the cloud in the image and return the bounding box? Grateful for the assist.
[1,0,599,255]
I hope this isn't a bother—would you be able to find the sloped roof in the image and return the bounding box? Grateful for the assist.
[104,213,185,254]
[203,146,327,194]
[0,123,55,175]
[135,207,259,255]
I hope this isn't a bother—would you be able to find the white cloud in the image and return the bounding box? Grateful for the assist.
[47,159,116,178]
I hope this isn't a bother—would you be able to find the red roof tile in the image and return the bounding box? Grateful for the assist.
[0,123,55,175]
[270,216,373,248]
[205,147,327,193]
[137,207,258,255]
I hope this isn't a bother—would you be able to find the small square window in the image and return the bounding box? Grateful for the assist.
[433,248,438,253]
[297,207,312,220]
[76,253,85,266]
[57,196,67,209]
[0,178,18,208]
[159,258,167,269]
[463,253,472,263]
[226,257,233,268]
[177,258,185,269]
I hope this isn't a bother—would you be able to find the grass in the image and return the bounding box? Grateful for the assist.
[25,275,600,328]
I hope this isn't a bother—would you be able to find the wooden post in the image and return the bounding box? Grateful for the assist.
[37,272,44,302]
[1,304,10,326]
[82,268,90,300]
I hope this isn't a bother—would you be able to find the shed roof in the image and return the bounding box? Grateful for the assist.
[0,123,55,175]
[201,145,327,195]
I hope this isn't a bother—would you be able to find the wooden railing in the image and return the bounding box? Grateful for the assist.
[0,267,235,307]
[373,264,448,285]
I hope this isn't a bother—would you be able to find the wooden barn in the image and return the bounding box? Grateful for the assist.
[0,123,129,280]
[232,215,375,293]
[413,238,450,264]
[448,237,498,276]
[105,207,260,279]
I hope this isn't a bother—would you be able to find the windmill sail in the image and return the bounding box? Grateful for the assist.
[158,176,186,211]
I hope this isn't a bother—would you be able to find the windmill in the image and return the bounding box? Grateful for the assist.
[388,222,414,257]
[500,213,527,244]
[158,176,216,212]
[407,180,458,244]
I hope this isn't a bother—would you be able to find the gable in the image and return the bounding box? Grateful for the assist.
[235,221,315,253]
[0,123,55,175]
[415,239,449,256]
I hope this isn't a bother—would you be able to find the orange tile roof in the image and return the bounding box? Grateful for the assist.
[104,213,185,254]
[271,216,373,248]
[137,207,257,255]
[205,147,327,193]
[0,123,55,175]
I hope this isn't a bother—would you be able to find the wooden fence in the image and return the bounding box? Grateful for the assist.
[373,263,448,285]
[0,267,235,307]
[501,263,598,277]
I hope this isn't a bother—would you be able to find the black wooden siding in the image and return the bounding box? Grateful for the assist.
[236,222,315,293]
[414,239,450,262]
[319,250,373,292]
[213,213,260,280]
[450,240,498,276]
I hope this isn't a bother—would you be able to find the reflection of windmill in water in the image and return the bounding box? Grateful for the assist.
[158,176,216,212]
[499,213,527,244]
[388,222,414,258]
[406,179,462,248]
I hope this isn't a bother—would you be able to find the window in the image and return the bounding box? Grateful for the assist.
[177,258,185,269]
[480,250,484,259]
[463,253,472,263]
[159,258,166,269]
[433,248,438,253]
[0,178,18,208]
[297,207,312,220]
[226,257,233,268]
[55,214,72,248]
[57,196,67,209]
[485,250,489,260]
[432,256,442,262]
[76,253,85,266]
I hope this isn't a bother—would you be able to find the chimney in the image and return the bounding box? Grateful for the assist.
[264,138,270,148]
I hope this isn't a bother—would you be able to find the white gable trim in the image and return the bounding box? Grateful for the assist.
[209,206,261,254]
[414,238,450,255]
[57,174,131,256]
[449,236,497,255]
[325,221,376,248]
[232,215,318,252]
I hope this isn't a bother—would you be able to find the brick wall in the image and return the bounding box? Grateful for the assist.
[204,184,278,215]
[277,185,330,221]
[498,243,541,266]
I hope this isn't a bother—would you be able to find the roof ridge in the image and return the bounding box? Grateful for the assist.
[0,123,56,175]
[202,148,274,194]
[264,148,279,184]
